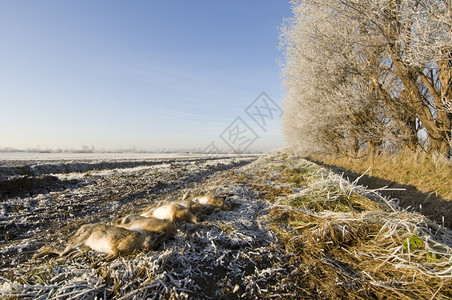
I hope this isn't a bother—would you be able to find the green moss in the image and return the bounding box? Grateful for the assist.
[402,235,423,252]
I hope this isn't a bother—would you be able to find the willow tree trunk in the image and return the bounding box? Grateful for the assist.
[436,53,452,157]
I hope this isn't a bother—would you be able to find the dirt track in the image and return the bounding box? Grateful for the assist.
[2,154,306,299]
[0,155,258,270]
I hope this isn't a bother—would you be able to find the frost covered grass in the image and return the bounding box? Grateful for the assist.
[1,152,451,299]
[263,153,452,299]
[315,149,452,201]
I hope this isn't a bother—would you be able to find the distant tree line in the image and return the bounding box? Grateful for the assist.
[0,145,139,153]
[280,0,452,158]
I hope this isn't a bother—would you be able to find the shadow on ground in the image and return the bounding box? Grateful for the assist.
[0,175,83,200]
[311,160,452,228]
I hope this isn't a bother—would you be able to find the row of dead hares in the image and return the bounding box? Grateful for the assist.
[34,192,226,262]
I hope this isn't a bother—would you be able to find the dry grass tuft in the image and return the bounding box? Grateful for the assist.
[316,149,452,201]
[267,205,452,299]
[277,169,391,213]
[258,152,452,299]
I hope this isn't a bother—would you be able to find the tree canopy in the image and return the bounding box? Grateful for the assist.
[281,0,452,157]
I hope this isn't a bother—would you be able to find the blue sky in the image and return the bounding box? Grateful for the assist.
[0,1,291,152]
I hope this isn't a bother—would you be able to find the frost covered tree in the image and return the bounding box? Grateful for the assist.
[281,0,452,157]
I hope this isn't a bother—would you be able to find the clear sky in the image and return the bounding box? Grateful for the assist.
[0,0,291,152]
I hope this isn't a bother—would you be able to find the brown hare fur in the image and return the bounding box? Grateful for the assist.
[33,223,152,261]
[140,203,197,223]
[116,214,176,236]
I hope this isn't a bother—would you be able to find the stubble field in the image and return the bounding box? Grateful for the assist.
[1,152,451,299]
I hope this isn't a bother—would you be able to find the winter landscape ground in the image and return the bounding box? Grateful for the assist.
[0,152,451,299]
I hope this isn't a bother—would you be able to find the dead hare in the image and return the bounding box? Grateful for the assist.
[140,203,197,223]
[116,214,176,236]
[33,223,152,261]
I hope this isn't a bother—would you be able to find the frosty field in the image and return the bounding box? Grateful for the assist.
[0,153,258,267]
[1,152,451,299]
